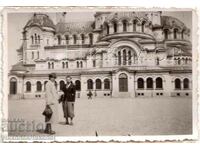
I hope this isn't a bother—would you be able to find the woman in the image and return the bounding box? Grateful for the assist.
[62,75,76,125]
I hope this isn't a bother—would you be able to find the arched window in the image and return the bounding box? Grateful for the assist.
[36,81,42,92]
[122,20,127,32]
[51,62,54,69]
[141,21,146,32]
[89,33,93,45]
[26,81,31,92]
[75,80,81,91]
[65,62,68,68]
[77,61,79,68]
[57,35,61,45]
[38,35,40,44]
[62,62,65,68]
[44,81,48,91]
[113,21,117,33]
[10,77,17,94]
[128,50,131,65]
[118,51,121,65]
[104,79,110,90]
[73,35,77,44]
[59,80,65,91]
[81,34,85,44]
[175,78,181,89]
[183,78,189,89]
[65,35,69,44]
[156,77,163,89]
[123,49,127,65]
[80,61,83,68]
[133,20,137,31]
[105,23,109,34]
[119,73,128,92]
[137,78,144,89]
[34,33,37,44]
[95,79,102,89]
[32,51,34,59]
[87,79,93,90]
[48,62,51,69]
[31,36,34,44]
[174,28,178,39]
[181,30,185,39]
[146,77,153,89]
[164,29,169,39]
[177,58,181,65]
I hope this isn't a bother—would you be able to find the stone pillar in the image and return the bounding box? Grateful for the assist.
[111,73,118,97]
[109,23,114,34]
[118,21,123,32]
[80,75,88,98]
[129,73,135,98]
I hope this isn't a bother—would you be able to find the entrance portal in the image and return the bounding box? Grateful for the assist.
[119,73,128,92]
[10,77,17,95]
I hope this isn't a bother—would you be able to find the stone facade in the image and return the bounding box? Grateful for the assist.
[8,12,192,99]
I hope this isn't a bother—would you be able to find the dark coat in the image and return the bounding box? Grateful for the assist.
[61,82,76,102]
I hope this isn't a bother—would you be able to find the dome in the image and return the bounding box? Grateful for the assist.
[161,16,189,31]
[24,13,55,31]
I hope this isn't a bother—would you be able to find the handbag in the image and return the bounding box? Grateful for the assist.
[42,105,53,122]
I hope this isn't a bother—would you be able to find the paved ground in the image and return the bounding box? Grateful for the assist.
[8,97,192,136]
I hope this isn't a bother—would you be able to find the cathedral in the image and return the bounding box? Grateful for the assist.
[8,12,192,99]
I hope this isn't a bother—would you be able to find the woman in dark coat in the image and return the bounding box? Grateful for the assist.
[62,75,76,125]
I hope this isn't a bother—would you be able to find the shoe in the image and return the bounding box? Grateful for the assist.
[69,122,73,126]
[65,118,69,125]
[48,124,56,135]
[44,124,49,134]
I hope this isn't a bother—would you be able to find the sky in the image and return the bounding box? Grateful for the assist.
[7,11,192,70]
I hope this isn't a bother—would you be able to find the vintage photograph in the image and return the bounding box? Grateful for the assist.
[4,8,196,140]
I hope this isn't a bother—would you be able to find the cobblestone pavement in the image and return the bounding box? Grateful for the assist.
[8,97,192,136]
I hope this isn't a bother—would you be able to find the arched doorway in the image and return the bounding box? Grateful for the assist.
[119,73,128,92]
[10,77,17,95]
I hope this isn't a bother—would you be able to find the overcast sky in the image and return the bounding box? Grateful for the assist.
[7,11,192,70]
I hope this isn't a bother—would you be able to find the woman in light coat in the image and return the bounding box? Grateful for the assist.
[44,73,60,134]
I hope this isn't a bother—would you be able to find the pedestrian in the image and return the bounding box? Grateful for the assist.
[44,73,60,134]
[62,75,76,125]
[87,90,93,99]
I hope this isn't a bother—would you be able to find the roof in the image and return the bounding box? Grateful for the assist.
[11,62,28,72]
[55,21,95,34]
[24,13,55,31]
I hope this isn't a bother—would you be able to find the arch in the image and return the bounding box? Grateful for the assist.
[105,23,109,34]
[119,73,128,92]
[87,79,93,90]
[59,80,65,91]
[36,81,42,92]
[173,28,178,39]
[62,62,65,68]
[118,51,121,65]
[128,50,131,65]
[104,78,110,90]
[73,34,77,44]
[51,62,54,69]
[175,78,181,89]
[26,81,31,92]
[164,29,169,39]
[156,77,163,89]
[57,35,61,45]
[10,77,17,94]
[137,78,144,89]
[80,61,83,68]
[38,35,40,44]
[146,77,153,89]
[89,33,93,45]
[183,78,189,89]
[141,21,146,32]
[31,35,34,44]
[113,21,118,33]
[48,62,51,69]
[95,79,102,89]
[77,61,79,68]
[122,20,128,32]
[133,19,137,31]
[181,29,185,39]
[34,33,37,44]
[75,80,81,91]
[123,49,127,65]
[65,62,68,68]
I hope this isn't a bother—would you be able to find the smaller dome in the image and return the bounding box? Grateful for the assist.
[24,13,55,31]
